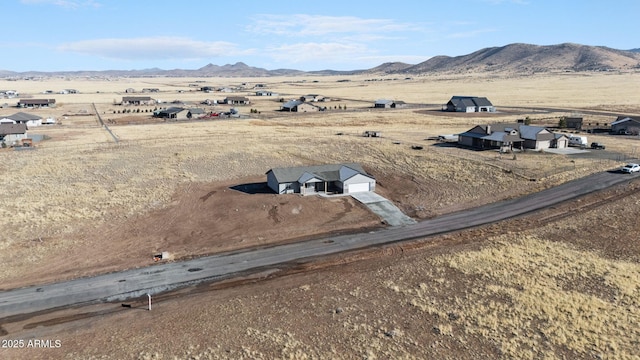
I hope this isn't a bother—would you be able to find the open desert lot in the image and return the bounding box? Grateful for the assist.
[1,72,640,359]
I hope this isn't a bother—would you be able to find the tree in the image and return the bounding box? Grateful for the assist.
[558,116,567,128]
[524,116,531,125]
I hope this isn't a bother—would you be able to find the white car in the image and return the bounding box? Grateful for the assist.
[621,163,640,173]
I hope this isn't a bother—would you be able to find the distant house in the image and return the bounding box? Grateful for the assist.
[444,96,495,112]
[458,123,564,151]
[0,90,19,98]
[564,117,583,130]
[610,116,640,135]
[0,112,43,127]
[281,100,302,111]
[142,88,160,93]
[17,99,56,108]
[58,89,79,94]
[266,163,376,195]
[374,99,405,108]
[224,96,250,105]
[280,100,321,112]
[256,90,278,96]
[0,123,28,145]
[122,96,154,106]
[300,94,324,102]
[153,107,205,120]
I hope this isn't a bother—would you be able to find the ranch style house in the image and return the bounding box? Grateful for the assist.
[17,99,56,108]
[122,96,155,106]
[444,96,495,112]
[458,123,568,151]
[0,112,43,127]
[266,163,376,195]
[374,99,406,108]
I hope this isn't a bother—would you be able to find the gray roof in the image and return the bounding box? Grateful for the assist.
[18,99,55,105]
[3,112,42,121]
[611,117,640,126]
[519,125,555,141]
[267,163,372,183]
[554,133,568,139]
[282,100,303,108]
[158,107,184,114]
[482,131,522,142]
[0,123,27,135]
[449,96,493,108]
[122,96,152,101]
[375,99,393,105]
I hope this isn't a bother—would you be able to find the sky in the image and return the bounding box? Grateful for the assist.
[2,0,639,72]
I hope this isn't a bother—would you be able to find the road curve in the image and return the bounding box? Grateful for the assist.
[0,170,636,319]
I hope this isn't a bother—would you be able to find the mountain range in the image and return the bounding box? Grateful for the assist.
[1,43,639,78]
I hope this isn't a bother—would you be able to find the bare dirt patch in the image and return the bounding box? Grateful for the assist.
[0,176,383,289]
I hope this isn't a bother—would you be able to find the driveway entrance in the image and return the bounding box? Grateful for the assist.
[350,192,417,226]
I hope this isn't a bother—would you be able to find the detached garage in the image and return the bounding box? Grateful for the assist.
[266,163,375,195]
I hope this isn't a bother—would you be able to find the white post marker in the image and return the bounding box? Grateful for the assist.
[147,293,152,311]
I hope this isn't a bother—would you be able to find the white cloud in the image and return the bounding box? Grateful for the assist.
[57,37,239,60]
[21,0,101,9]
[248,14,421,37]
[265,42,371,65]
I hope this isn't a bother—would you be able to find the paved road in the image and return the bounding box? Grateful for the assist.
[0,170,637,319]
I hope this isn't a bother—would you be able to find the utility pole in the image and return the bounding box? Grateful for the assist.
[147,294,152,311]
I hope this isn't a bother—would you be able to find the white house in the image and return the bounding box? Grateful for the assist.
[0,123,28,145]
[266,163,376,195]
[0,112,43,127]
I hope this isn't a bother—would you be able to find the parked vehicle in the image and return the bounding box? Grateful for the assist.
[621,163,640,173]
[568,135,587,147]
[590,142,606,150]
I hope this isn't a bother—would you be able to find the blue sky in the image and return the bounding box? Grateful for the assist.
[2,0,638,72]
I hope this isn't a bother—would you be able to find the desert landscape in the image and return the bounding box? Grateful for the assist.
[1,67,640,359]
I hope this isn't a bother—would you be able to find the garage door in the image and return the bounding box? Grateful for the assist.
[347,182,370,193]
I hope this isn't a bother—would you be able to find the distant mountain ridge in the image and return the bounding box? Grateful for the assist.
[1,43,638,77]
[395,43,640,74]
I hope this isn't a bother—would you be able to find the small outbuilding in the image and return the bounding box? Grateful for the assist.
[266,163,375,195]
[564,117,583,130]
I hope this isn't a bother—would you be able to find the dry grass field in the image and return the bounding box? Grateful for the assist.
[1,71,639,359]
